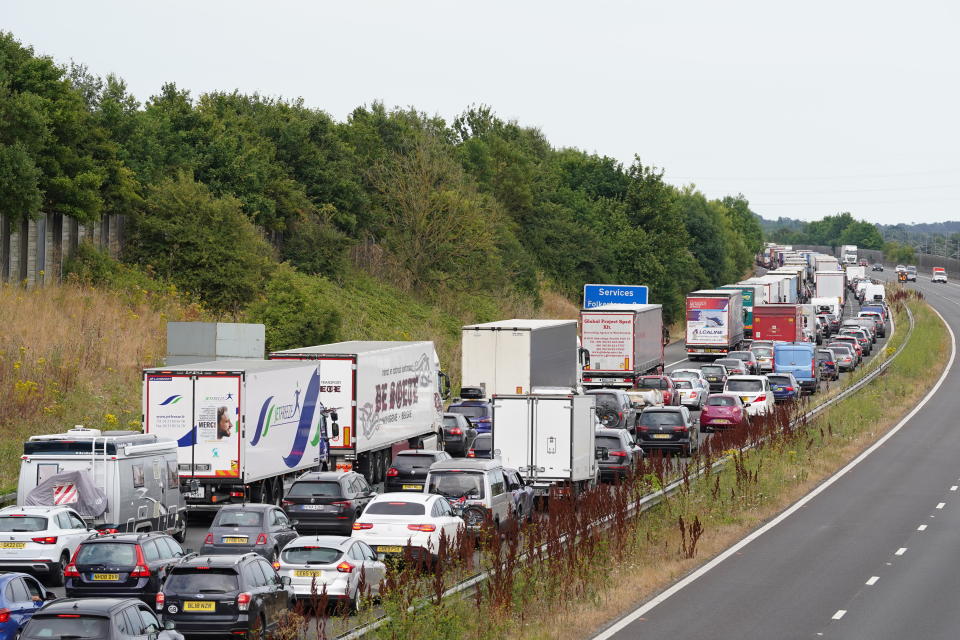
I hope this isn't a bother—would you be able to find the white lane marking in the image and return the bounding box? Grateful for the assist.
[918,525,927,531]
[832,610,847,620]
[866,576,879,585]
[951,486,957,491]
[895,548,907,556]
[590,304,958,640]
[937,502,945,509]
[665,358,689,368]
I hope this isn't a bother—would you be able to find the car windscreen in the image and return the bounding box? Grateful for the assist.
[673,380,693,389]
[0,516,48,532]
[281,546,342,565]
[596,436,623,451]
[766,375,791,385]
[24,615,110,639]
[637,378,667,389]
[214,510,263,527]
[751,347,772,358]
[726,380,763,392]
[639,411,683,426]
[75,542,137,566]
[701,366,725,376]
[365,501,428,515]
[427,471,485,500]
[393,454,438,471]
[165,568,240,593]
[828,345,853,355]
[589,393,618,410]
[706,396,737,407]
[448,405,488,419]
[286,481,342,499]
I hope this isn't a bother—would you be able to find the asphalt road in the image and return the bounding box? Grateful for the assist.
[593,271,959,640]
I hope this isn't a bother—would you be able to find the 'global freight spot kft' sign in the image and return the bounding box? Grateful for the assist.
[583,284,649,308]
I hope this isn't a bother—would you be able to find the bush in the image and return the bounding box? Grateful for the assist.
[246,264,341,352]
[279,205,351,279]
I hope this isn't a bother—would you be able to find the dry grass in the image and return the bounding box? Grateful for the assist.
[0,282,201,490]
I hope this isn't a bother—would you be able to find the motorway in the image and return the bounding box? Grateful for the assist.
[594,271,958,640]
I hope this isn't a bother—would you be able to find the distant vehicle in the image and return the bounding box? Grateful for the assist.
[857,311,885,337]
[727,350,760,375]
[906,266,918,281]
[839,328,872,355]
[441,413,477,456]
[859,259,868,267]
[724,375,776,415]
[595,428,642,481]
[636,406,699,456]
[275,535,385,609]
[27,597,182,640]
[157,552,293,637]
[0,572,56,638]
[829,338,862,364]
[698,394,748,432]
[685,289,745,358]
[199,504,299,563]
[816,349,840,381]
[872,263,884,271]
[895,264,906,272]
[503,468,535,522]
[446,399,493,434]
[425,459,513,531]
[586,389,640,431]
[0,505,94,587]
[714,358,748,377]
[699,364,729,393]
[773,342,819,395]
[352,493,463,561]
[385,450,451,493]
[765,373,801,402]
[467,433,492,459]
[933,268,948,283]
[749,342,775,373]
[281,471,376,535]
[672,378,706,411]
[826,345,856,372]
[670,368,711,391]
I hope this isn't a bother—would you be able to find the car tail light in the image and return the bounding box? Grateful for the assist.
[204,533,214,545]
[237,592,252,611]
[97,528,119,535]
[31,536,57,545]
[408,524,437,532]
[673,425,689,432]
[352,522,373,530]
[230,491,244,498]
[449,427,463,436]
[63,563,80,577]
[786,387,794,392]
[282,499,294,506]
[130,545,151,577]
[155,591,165,611]
[466,450,476,458]
[637,425,649,432]
[331,501,351,511]
[610,451,628,458]
[273,561,280,570]
[0,610,10,623]
[754,395,766,402]
[255,533,268,545]
[386,468,399,477]
[337,561,354,573]
[690,392,698,398]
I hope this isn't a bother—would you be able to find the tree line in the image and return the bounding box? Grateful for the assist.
[0,32,763,338]
[764,212,884,250]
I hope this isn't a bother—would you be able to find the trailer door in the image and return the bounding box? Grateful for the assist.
[491,397,533,476]
[532,398,573,481]
[494,330,532,394]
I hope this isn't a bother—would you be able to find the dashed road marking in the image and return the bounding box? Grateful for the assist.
[866,576,879,585]
[937,502,946,509]
[895,548,907,556]
[832,610,846,620]
[950,486,957,491]
[918,525,927,531]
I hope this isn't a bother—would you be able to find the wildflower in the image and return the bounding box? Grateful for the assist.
[104,414,118,426]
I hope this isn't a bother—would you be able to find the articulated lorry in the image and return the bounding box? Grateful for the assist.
[842,245,858,265]
[580,304,663,387]
[815,270,846,306]
[685,289,744,358]
[752,304,804,342]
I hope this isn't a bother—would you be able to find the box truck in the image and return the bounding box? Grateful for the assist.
[842,245,858,265]
[144,359,340,510]
[815,256,841,273]
[580,304,664,387]
[490,394,598,496]
[815,271,846,305]
[845,265,866,282]
[752,305,804,342]
[685,290,744,358]
[268,341,449,485]
[765,272,799,303]
[461,320,581,396]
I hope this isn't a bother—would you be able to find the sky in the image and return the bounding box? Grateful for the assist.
[4,0,960,226]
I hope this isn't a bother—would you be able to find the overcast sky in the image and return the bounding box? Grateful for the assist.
[5,0,959,225]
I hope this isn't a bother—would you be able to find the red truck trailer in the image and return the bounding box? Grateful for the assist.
[752,304,804,342]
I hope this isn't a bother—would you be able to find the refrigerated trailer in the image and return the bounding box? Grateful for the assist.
[815,271,846,305]
[143,359,339,510]
[490,394,598,496]
[752,305,804,342]
[268,341,449,485]
[579,304,663,387]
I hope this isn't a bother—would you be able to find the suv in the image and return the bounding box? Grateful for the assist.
[636,406,698,456]
[446,399,493,433]
[699,364,728,392]
[906,265,918,281]
[0,505,93,586]
[25,597,181,640]
[872,263,884,271]
[425,459,513,531]
[727,351,760,375]
[586,389,638,431]
[386,450,451,493]
[157,553,293,638]
[441,413,477,456]
[64,531,186,604]
[282,471,376,535]
[595,427,642,481]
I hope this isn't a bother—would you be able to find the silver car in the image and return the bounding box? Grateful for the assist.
[199,503,299,562]
[276,535,386,609]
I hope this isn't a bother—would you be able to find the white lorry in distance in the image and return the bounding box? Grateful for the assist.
[580,304,664,388]
[842,245,858,265]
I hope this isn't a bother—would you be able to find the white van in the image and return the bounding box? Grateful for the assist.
[864,283,886,302]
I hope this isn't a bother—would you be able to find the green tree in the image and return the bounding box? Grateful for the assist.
[246,264,341,351]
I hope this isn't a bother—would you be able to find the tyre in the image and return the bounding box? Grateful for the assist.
[47,552,68,587]
[598,410,619,428]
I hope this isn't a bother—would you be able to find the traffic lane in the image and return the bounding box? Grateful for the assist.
[598,274,957,639]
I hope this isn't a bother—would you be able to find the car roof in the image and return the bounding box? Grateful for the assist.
[595,427,629,438]
[179,553,258,568]
[641,406,684,413]
[287,535,353,549]
[217,503,274,512]
[0,505,71,515]
[370,492,436,504]
[37,597,142,614]
[429,458,502,471]
[395,449,445,457]
[727,375,767,381]
[80,531,169,543]
[295,471,355,482]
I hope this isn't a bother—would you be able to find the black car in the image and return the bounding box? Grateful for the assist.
[441,412,478,456]
[64,532,186,605]
[699,364,728,393]
[385,450,451,493]
[636,406,699,456]
[201,504,300,562]
[727,351,760,375]
[22,597,183,640]
[468,433,493,459]
[157,553,293,639]
[872,263,884,271]
[282,471,375,536]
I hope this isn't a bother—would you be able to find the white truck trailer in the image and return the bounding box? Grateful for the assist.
[580,304,664,388]
[490,393,599,496]
[846,265,866,282]
[815,270,846,306]
[268,341,449,485]
[144,359,340,509]
[461,320,581,396]
[842,245,858,265]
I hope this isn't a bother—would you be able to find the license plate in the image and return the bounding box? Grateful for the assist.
[222,537,248,544]
[0,542,25,549]
[377,545,403,553]
[712,419,730,424]
[184,487,205,499]
[651,434,672,440]
[741,396,752,403]
[301,505,325,510]
[402,484,423,490]
[93,573,120,581]
[183,601,215,612]
[294,569,324,577]
[706,377,718,381]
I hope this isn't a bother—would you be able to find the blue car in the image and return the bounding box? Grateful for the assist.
[0,572,56,639]
[446,399,493,433]
[765,373,801,402]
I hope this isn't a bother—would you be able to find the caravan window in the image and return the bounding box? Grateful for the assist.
[0,516,47,532]
[167,460,179,489]
[132,464,145,488]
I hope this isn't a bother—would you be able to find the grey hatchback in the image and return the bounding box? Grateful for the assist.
[586,389,638,432]
[200,503,299,563]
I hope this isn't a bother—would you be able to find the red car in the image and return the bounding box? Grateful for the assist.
[698,394,749,432]
[636,376,680,406]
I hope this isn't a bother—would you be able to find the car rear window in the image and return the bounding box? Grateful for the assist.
[75,542,137,566]
[393,454,439,471]
[701,366,725,375]
[286,481,342,499]
[751,347,772,357]
[442,416,461,428]
[706,396,737,407]
[427,470,485,500]
[281,546,342,565]
[0,516,47,532]
[726,380,763,392]
[637,378,667,389]
[639,411,683,426]
[214,510,263,527]
[448,405,488,419]
[589,393,618,410]
[24,615,110,639]
[729,352,752,361]
[816,351,834,360]
[365,501,428,516]
[673,380,693,389]
[596,436,623,451]
[766,375,791,385]
[165,567,239,593]
[472,434,491,450]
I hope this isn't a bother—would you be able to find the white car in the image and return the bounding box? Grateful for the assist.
[671,378,706,410]
[723,375,776,416]
[749,342,775,373]
[0,505,94,586]
[932,269,948,283]
[275,535,386,609]
[351,493,462,562]
[670,368,710,390]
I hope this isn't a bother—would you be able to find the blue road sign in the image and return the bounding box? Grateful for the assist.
[583,284,649,308]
